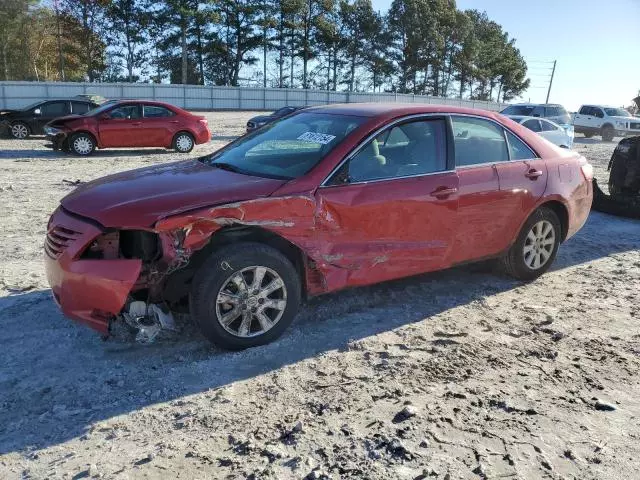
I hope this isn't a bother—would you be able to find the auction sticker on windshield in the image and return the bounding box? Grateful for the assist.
[297,132,336,144]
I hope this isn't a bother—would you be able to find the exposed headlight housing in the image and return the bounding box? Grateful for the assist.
[44,126,62,135]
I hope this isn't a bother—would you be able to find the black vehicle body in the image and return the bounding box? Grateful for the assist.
[0,98,98,138]
[246,105,309,132]
[593,136,640,218]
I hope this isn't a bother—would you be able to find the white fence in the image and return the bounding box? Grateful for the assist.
[0,81,504,112]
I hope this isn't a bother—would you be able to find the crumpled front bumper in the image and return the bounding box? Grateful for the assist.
[44,207,141,334]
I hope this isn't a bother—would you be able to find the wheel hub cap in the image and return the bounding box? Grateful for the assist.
[176,135,192,151]
[523,220,555,270]
[215,266,287,338]
[12,125,27,138]
[74,138,92,154]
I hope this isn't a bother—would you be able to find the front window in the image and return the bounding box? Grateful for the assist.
[329,118,448,184]
[604,108,630,117]
[107,105,140,120]
[41,101,68,116]
[204,112,366,179]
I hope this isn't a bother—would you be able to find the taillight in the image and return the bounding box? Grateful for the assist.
[198,118,208,126]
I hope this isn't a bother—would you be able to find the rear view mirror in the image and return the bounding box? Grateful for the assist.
[34,108,41,116]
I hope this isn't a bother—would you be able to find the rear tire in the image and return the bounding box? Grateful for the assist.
[173,132,194,153]
[10,122,30,139]
[190,242,301,350]
[601,125,614,142]
[502,207,561,281]
[584,132,594,138]
[70,132,95,156]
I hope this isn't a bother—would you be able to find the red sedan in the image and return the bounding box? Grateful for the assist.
[44,100,211,155]
[44,104,593,349]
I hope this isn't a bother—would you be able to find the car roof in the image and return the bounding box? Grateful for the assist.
[305,102,501,118]
[506,103,563,107]
[108,99,179,108]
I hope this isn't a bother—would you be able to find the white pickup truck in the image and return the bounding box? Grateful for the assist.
[573,105,640,141]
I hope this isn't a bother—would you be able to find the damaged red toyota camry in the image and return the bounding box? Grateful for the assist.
[45,104,593,349]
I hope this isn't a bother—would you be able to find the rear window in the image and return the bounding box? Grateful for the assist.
[501,105,535,116]
[205,112,366,179]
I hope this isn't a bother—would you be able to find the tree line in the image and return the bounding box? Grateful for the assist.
[0,0,530,102]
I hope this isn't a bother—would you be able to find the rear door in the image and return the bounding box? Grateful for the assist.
[98,104,143,147]
[70,101,93,115]
[493,130,548,242]
[449,115,513,263]
[315,116,460,286]
[139,104,178,147]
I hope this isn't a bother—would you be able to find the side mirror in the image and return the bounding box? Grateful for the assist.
[34,108,41,116]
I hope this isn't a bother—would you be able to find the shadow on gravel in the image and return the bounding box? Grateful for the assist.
[0,212,638,455]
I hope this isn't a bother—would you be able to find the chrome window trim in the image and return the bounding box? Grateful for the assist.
[452,113,540,164]
[320,112,540,188]
[320,168,457,189]
[320,113,449,187]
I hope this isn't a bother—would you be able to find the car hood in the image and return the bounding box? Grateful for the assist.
[248,114,274,124]
[47,114,84,126]
[0,109,19,118]
[61,159,288,228]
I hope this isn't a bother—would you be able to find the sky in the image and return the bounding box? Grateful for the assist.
[371,0,640,111]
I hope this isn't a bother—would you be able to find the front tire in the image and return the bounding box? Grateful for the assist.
[173,132,194,153]
[502,207,561,281]
[601,125,615,142]
[190,242,301,350]
[70,133,95,156]
[584,132,594,139]
[10,122,30,139]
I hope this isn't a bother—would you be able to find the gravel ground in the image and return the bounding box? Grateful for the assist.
[1,112,639,480]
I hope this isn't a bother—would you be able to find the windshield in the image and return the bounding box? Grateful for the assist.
[501,105,535,116]
[273,107,293,116]
[604,108,630,117]
[205,112,366,179]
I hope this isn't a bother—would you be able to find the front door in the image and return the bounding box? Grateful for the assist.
[98,104,143,147]
[315,117,459,288]
[35,100,70,133]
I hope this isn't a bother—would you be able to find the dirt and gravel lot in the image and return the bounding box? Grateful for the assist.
[0,111,639,480]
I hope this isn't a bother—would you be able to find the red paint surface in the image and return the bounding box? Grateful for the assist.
[49,100,211,150]
[46,104,593,334]
[44,208,141,333]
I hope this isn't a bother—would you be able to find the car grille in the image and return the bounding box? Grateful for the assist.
[630,122,640,130]
[45,226,80,259]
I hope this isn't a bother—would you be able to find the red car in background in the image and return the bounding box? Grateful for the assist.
[44,100,211,155]
[44,104,593,349]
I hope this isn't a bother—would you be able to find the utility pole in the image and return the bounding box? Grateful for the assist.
[545,60,556,103]
[54,0,65,81]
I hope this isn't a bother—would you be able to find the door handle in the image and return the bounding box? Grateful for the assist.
[525,168,543,179]
[430,186,458,198]
[170,120,180,124]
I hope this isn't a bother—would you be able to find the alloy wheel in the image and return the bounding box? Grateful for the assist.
[175,134,193,152]
[523,220,555,270]
[11,124,28,139]
[215,266,287,338]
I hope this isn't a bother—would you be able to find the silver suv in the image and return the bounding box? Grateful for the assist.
[500,103,572,127]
